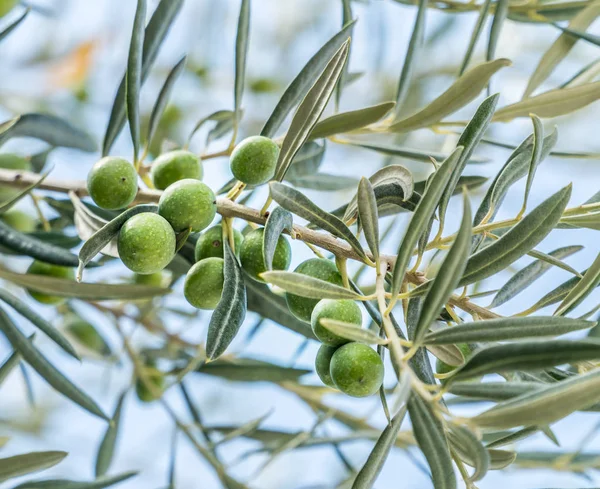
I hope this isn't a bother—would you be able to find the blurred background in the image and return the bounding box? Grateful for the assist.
[0,0,600,487]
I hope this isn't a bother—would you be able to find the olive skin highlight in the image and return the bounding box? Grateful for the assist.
[184,257,225,310]
[26,260,74,305]
[158,179,216,232]
[311,299,362,347]
[240,227,291,281]
[151,150,202,190]
[87,157,138,210]
[330,342,384,398]
[229,136,279,185]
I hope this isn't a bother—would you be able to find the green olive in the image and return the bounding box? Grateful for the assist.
[286,258,343,322]
[239,228,291,282]
[151,150,203,190]
[26,260,74,305]
[311,299,362,347]
[229,136,279,185]
[158,179,216,232]
[133,271,168,288]
[184,257,224,310]
[0,0,18,17]
[436,343,477,385]
[315,344,338,389]
[1,209,36,233]
[87,157,138,210]
[117,213,176,274]
[195,224,244,261]
[330,342,384,398]
[64,318,112,357]
[0,153,31,203]
[135,361,164,403]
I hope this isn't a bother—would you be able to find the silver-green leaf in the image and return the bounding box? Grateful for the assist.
[263,206,293,271]
[261,271,362,300]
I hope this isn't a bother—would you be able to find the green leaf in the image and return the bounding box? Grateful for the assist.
[389,59,511,132]
[490,245,583,308]
[196,357,309,383]
[187,110,235,147]
[452,339,600,381]
[95,391,127,477]
[351,409,405,489]
[438,94,499,231]
[424,316,594,344]
[394,0,428,115]
[485,426,542,449]
[263,206,293,271]
[273,40,350,182]
[553,22,600,47]
[102,0,183,156]
[260,20,356,138]
[286,173,358,191]
[527,269,593,312]
[214,410,272,446]
[487,449,517,470]
[555,251,600,316]
[448,381,539,402]
[494,81,600,121]
[472,366,600,429]
[459,184,572,287]
[0,348,20,385]
[126,0,146,162]
[319,318,389,345]
[261,270,362,300]
[0,169,49,214]
[357,178,380,262]
[458,0,492,75]
[0,8,30,43]
[0,266,169,301]
[523,1,600,98]
[269,182,366,261]
[335,0,353,110]
[487,0,509,65]
[309,101,395,140]
[447,425,489,482]
[414,193,471,344]
[147,56,187,145]
[407,395,456,489]
[234,0,250,125]
[77,204,158,281]
[521,114,545,214]
[0,306,107,420]
[285,140,326,178]
[389,147,464,306]
[11,471,138,489]
[0,219,81,267]
[0,451,67,483]
[245,279,315,339]
[0,288,79,360]
[206,241,247,360]
[0,114,96,152]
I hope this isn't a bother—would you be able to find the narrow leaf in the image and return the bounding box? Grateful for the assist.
[309,102,395,140]
[197,357,309,383]
[0,8,30,43]
[206,241,247,360]
[12,471,138,489]
[521,114,545,213]
[0,451,67,483]
[234,0,251,125]
[357,178,380,262]
[555,251,600,316]
[0,169,49,214]
[261,271,362,300]
[263,207,293,271]
[448,425,489,482]
[187,110,235,147]
[487,0,509,64]
[126,0,146,162]
[95,391,127,477]
[0,348,20,385]
[319,319,389,345]
[458,0,492,75]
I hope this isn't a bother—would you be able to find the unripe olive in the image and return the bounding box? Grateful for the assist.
[195,224,244,261]
[184,257,224,310]
[315,344,338,388]
[87,157,138,210]
[286,258,343,322]
[229,136,279,185]
[117,213,175,274]
[135,361,164,403]
[151,150,203,190]
[311,299,362,347]
[26,260,74,305]
[436,343,477,385]
[134,271,168,288]
[158,179,216,232]
[1,209,36,233]
[330,342,384,398]
[240,228,291,282]
[0,0,18,18]
[64,318,112,357]
[0,153,31,203]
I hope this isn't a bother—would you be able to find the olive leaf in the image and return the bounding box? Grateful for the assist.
[269,182,367,261]
[261,271,362,300]
[0,348,20,385]
[319,319,388,345]
[407,395,456,489]
[234,0,250,127]
[394,0,428,115]
[357,178,380,262]
[335,0,353,110]
[0,114,96,152]
[263,206,293,271]
[487,0,509,66]
[389,58,511,132]
[458,0,492,75]
[0,169,50,214]
[351,409,406,489]
[102,0,184,156]
[447,424,489,482]
[206,241,247,360]
[459,184,572,287]
[285,140,326,179]
[147,56,187,146]
[472,367,600,429]
[448,381,540,402]
[490,245,583,308]
[77,204,158,281]
[261,20,356,138]
[554,251,600,316]
[0,451,67,483]
[521,114,545,214]
[485,426,543,449]
[524,1,600,98]
[188,110,235,147]
[0,7,30,43]
[424,316,594,344]
[273,40,350,182]
[0,288,79,360]
[126,0,146,162]
[389,147,464,306]
[451,339,600,381]
[526,268,593,313]
[413,192,471,344]
[0,306,107,420]
[95,391,127,477]
[12,471,138,489]
[308,101,395,140]
[286,173,357,191]
[197,357,309,383]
